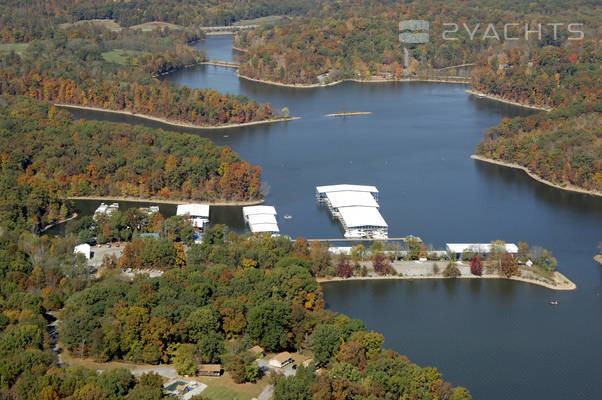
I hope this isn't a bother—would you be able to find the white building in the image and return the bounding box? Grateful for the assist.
[445,243,519,258]
[176,204,210,230]
[269,352,293,368]
[316,184,387,238]
[74,243,91,260]
[316,184,379,202]
[243,205,279,234]
[93,202,118,220]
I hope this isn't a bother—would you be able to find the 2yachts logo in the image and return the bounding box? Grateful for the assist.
[399,20,584,43]
[399,20,429,44]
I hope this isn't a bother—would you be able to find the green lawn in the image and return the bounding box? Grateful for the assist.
[201,385,254,400]
[0,43,28,56]
[233,15,287,26]
[102,49,144,65]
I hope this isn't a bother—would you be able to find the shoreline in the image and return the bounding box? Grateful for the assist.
[66,196,264,206]
[317,270,576,291]
[325,111,372,117]
[595,255,602,265]
[54,104,300,130]
[40,213,78,233]
[466,90,552,111]
[471,155,602,197]
[238,73,468,88]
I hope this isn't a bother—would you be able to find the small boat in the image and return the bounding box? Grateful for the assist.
[283,214,292,220]
[549,300,559,305]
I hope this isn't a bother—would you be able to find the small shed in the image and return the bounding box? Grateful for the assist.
[197,364,221,377]
[269,352,293,368]
[74,243,91,260]
[248,345,265,357]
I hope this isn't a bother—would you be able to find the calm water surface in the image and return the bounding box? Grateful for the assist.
[68,37,601,400]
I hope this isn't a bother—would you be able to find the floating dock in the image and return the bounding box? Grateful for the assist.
[243,205,280,234]
[316,184,388,239]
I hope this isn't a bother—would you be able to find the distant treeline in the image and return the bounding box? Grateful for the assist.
[0,0,322,43]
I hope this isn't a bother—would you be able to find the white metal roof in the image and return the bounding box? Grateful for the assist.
[248,214,278,225]
[243,205,277,217]
[445,243,519,254]
[249,222,280,233]
[338,206,388,228]
[325,191,379,208]
[74,243,91,259]
[177,204,210,218]
[316,184,379,194]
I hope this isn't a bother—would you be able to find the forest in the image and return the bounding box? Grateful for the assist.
[0,23,277,127]
[476,102,601,192]
[0,96,262,232]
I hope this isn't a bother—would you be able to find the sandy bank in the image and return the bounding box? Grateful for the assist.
[40,213,78,233]
[55,104,300,130]
[466,90,552,111]
[238,74,468,88]
[67,195,264,206]
[471,155,601,197]
[595,255,602,265]
[325,111,372,117]
[317,270,576,291]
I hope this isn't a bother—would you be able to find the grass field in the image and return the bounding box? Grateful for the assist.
[233,15,288,26]
[129,21,186,31]
[102,49,144,65]
[0,43,28,55]
[195,373,268,400]
[59,19,122,32]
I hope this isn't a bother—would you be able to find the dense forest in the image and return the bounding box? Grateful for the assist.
[0,25,277,127]
[476,103,601,192]
[53,226,472,399]
[0,97,262,231]
[235,1,600,88]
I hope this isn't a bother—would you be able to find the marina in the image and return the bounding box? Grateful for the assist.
[316,184,388,239]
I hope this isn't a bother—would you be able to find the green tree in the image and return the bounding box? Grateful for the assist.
[310,324,342,366]
[173,344,198,376]
[247,300,291,352]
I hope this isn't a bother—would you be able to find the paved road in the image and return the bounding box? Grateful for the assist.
[257,384,273,400]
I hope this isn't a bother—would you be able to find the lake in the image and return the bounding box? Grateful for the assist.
[68,36,602,400]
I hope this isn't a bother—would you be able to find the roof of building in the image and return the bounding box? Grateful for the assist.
[271,352,293,363]
[316,184,379,194]
[325,191,379,208]
[445,243,519,254]
[198,364,221,372]
[248,213,278,225]
[249,222,280,233]
[139,233,160,238]
[248,345,265,354]
[176,204,210,218]
[243,205,277,217]
[338,206,388,228]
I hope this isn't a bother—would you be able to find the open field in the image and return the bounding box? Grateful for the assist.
[59,19,123,32]
[233,15,287,26]
[129,21,186,31]
[0,43,28,55]
[101,49,144,65]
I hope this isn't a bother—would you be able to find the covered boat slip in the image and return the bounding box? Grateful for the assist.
[242,205,280,234]
[316,184,388,239]
[325,191,379,211]
[338,206,388,230]
[316,184,379,202]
